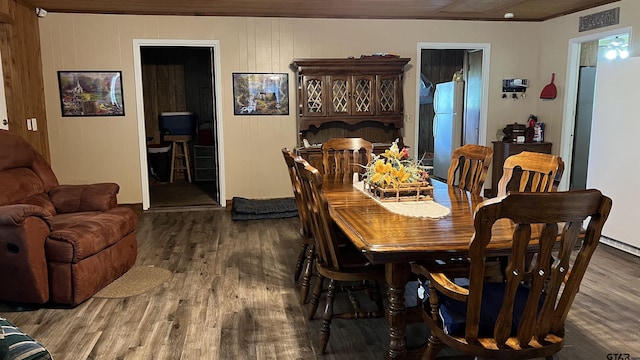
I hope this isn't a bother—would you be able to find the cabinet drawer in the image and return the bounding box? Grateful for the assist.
[195,169,216,181]
[195,157,215,169]
[506,143,552,155]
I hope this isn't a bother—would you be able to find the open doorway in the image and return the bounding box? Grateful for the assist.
[415,43,490,182]
[133,39,226,210]
[559,28,631,191]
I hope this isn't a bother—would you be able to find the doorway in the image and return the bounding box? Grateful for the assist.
[559,28,631,191]
[415,43,490,182]
[133,39,226,210]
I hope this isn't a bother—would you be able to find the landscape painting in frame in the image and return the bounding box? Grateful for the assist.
[232,73,289,115]
[58,71,125,116]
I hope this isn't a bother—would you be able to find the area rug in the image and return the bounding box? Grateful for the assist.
[231,196,298,220]
[93,266,171,299]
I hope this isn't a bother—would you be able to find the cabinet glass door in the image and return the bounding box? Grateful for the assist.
[328,75,350,116]
[351,75,374,116]
[302,75,326,116]
[377,75,401,115]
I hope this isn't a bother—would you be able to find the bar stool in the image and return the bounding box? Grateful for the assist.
[164,134,192,183]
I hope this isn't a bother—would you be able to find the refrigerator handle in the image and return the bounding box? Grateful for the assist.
[433,114,438,138]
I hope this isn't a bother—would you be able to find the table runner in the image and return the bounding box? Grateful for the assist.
[353,181,451,219]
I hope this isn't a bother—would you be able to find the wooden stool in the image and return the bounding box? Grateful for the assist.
[164,135,192,183]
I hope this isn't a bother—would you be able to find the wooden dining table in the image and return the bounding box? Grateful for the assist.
[323,177,519,359]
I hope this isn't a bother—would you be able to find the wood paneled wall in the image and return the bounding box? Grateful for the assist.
[0,0,49,160]
[142,48,188,144]
[142,47,214,145]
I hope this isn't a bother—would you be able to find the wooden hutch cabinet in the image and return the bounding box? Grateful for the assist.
[292,57,410,170]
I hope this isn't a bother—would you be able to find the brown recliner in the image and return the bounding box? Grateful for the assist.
[0,131,137,306]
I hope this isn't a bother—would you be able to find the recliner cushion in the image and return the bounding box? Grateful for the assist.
[49,183,119,213]
[0,168,46,206]
[45,207,138,263]
[12,194,56,217]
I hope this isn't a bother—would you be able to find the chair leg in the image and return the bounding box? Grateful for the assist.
[308,273,324,320]
[372,281,384,315]
[300,244,315,305]
[319,278,336,355]
[421,335,443,360]
[294,242,308,282]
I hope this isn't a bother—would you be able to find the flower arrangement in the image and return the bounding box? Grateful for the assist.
[364,139,430,189]
[362,140,433,202]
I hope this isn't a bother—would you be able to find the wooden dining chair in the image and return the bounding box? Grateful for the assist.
[411,190,612,360]
[447,144,493,195]
[294,156,385,355]
[497,151,565,197]
[321,137,373,179]
[281,148,315,304]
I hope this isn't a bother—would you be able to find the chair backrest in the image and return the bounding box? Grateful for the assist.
[321,138,373,178]
[0,131,59,206]
[294,157,344,272]
[497,151,564,197]
[464,190,611,348]
[447,144,493,195]
[281,148,312,238]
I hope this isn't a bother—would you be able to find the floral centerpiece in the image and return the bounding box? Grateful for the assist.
[363,139,433,202]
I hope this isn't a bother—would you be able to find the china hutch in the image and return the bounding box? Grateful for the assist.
[292,57,410,170]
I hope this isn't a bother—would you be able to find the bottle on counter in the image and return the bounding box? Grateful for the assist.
[533,123,544,142]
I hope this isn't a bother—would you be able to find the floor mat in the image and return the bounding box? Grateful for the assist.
[231,197,298,220]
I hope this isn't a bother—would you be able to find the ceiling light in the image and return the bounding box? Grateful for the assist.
[619,49,629,59]
[605,49,617,60]
[504,13,514,19]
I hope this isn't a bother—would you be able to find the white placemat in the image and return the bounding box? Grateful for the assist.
[353,181,451,219]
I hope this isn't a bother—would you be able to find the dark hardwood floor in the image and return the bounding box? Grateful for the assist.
[149,181,219,208]
[1,210,639,359]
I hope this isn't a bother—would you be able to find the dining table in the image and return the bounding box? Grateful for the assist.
[323,176,520,359]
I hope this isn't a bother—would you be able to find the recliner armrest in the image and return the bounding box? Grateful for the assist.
[0,204,52,229]
[49,183,120,213]
[0,204,52,304]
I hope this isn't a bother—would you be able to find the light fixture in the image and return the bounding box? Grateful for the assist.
[504,12,514,19]
[605,45,630,60]
[600,35,630,61]
[619,49,630,59]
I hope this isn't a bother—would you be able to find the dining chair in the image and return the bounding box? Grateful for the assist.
[411,190,612,360]
[321,137,373,180]
[281,148,315,304]
[294,156,386,354]
[497,151,565,197]
[447,144,493,196]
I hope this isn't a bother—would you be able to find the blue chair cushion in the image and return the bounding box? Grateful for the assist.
[437,282,540,337]
[0,318,52,360]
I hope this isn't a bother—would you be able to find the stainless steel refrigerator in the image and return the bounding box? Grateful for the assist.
[432,80,464,180]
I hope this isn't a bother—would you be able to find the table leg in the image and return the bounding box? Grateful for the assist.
[385,262,410,359]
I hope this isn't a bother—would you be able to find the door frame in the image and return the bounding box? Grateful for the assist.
[558,26,632,191]
[132,39,226,210]
[414,42,491,154]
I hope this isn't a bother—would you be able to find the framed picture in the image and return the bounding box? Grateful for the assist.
[57,71,125,116]
[232,73,289,115]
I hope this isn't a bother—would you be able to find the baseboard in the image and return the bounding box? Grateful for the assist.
[601,236,640,257]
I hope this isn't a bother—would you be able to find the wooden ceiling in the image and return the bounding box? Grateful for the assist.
[25,0,621,21]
